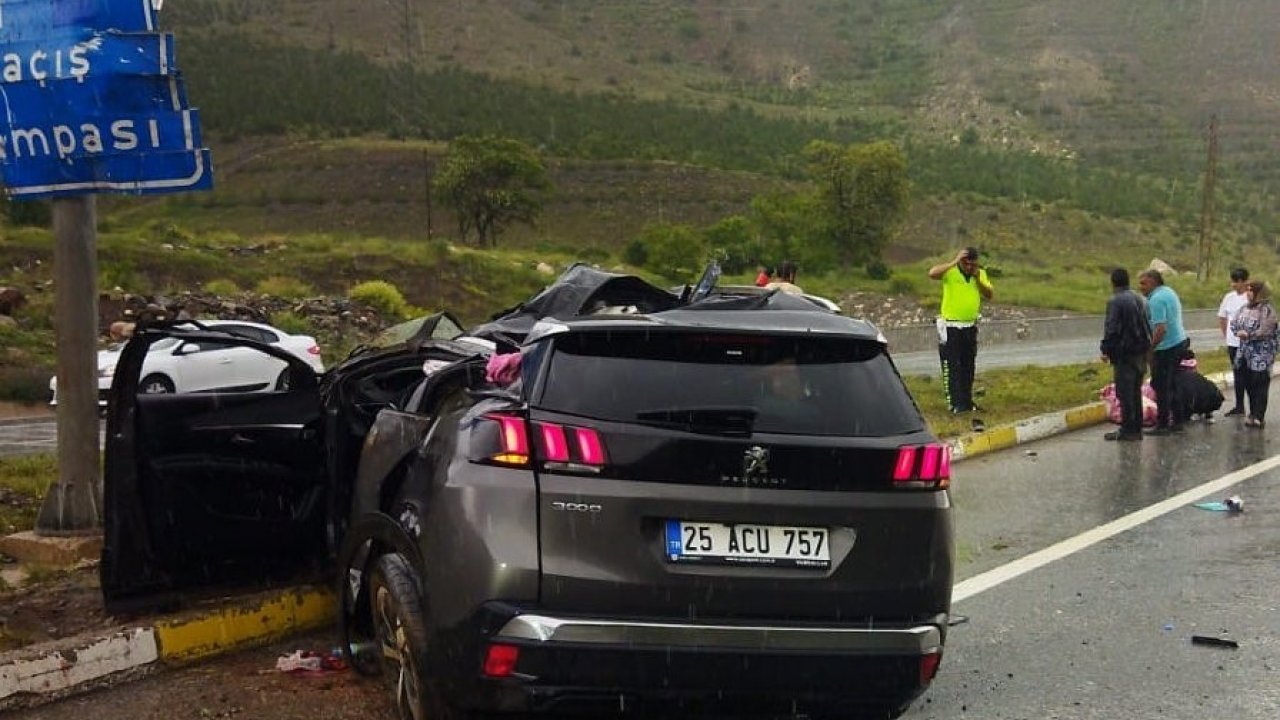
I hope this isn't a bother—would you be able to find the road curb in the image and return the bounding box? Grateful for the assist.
[0,585,335,711]
[950,367,1255,461]
[950,402,1107,461]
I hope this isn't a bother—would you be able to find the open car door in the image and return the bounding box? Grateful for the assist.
[101,325,327,614]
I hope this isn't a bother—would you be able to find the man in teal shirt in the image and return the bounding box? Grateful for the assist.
[1138,269,1189,434]
[928,247,994,419]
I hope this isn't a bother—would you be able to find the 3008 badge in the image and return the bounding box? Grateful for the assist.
[551,501,602,513]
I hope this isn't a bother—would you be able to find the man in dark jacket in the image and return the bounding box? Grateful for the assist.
[1100,268,1153,440]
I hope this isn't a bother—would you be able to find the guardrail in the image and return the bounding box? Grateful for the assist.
[880,308,1220,354]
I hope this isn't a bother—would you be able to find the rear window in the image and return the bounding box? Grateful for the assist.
[535,332,924,436]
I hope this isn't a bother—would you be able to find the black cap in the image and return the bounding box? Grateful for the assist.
[963,247,980,260]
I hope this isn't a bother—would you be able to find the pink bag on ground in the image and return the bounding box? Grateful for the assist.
[1099,382,1158,427]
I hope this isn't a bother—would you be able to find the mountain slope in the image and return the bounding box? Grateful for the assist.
[166,0,1280,182]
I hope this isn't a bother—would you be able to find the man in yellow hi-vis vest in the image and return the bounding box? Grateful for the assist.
[928,247,994,421]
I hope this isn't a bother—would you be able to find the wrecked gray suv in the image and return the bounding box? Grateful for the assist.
[102,264,953,720]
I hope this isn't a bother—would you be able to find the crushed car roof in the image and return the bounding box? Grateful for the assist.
[471,263,883,345]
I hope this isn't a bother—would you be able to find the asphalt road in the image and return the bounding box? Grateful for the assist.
[11,388,1280,719]
[0,417,101,458]
[893,327,1222,376]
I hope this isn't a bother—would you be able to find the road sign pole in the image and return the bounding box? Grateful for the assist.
[36,195,103,536]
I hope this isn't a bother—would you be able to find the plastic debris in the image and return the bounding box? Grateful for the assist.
[275,649,349,676]
[1195,496,1245,513]
[1191,635,1239,649]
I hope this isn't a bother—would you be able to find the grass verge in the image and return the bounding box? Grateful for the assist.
[0,454,55,535]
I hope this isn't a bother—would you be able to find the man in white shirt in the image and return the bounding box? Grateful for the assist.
[1218,267,1250,415]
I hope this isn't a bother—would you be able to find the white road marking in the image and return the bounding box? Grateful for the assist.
[952,452,1280,603]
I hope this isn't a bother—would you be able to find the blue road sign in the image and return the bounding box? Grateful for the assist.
[3,74,189,121]
[0,0,211,199]
[0,0,157,43]
[0,32,178,82]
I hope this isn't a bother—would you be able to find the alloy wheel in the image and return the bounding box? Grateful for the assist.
[374,584,425,720]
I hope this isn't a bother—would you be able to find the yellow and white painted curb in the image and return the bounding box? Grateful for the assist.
[0,586,335,710]
[950,401,1108,461]
[949,368,1249,461]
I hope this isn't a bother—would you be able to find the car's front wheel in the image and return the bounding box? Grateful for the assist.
[139,374,175,395]
[370,554,467,720]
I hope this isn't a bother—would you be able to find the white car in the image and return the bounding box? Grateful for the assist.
[49,320,325,406]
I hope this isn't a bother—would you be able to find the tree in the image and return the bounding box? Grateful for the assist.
[802,139,909,267]
[434,135,552,246]
[636,223,707,279]
[747,191,831,271]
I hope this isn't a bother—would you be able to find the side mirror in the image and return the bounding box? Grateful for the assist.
[176,342,202,355]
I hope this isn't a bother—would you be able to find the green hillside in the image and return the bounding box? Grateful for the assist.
[5,0,1279,354]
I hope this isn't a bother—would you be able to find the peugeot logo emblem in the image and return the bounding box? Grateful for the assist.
[743,446,770,480]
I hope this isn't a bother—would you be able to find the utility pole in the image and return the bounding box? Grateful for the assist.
[1197,114,1218,282]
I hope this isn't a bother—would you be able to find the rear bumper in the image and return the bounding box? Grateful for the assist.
[454,612,943,715]
[497,613,940,652]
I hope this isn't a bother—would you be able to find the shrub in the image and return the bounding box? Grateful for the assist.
[202,278,241,295]
[865,259,892,280]
[887,274,918,295]
[255,276,314,298]
[270,310,310,335]
[622,239,648,267]
[4,198,51,227]
[0,365,53,404]
[99,262,145,293]
[636,224,707,279]
[349,280,410,320]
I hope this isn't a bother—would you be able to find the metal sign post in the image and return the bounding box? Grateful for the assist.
[1,0,213,534]
[37,196,101,534]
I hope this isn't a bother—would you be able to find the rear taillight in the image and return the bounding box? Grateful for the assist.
[478,414,529,466]
[920,650,942,684]
[306,344,321,355]
[483,643,520,678]
[473,414,607,472]
[892,443,951,489]
[538,422,570,462]
[573,427,605,466]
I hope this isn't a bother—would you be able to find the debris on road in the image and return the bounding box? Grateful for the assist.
[275,649,349,677]
[1190,635,1239,649]
[1194,496,1245,513]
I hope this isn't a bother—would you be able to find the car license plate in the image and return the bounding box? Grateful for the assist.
[664,521,830,568]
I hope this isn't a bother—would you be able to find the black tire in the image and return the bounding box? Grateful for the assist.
[369,554,465,720]
[138,374,175,395]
